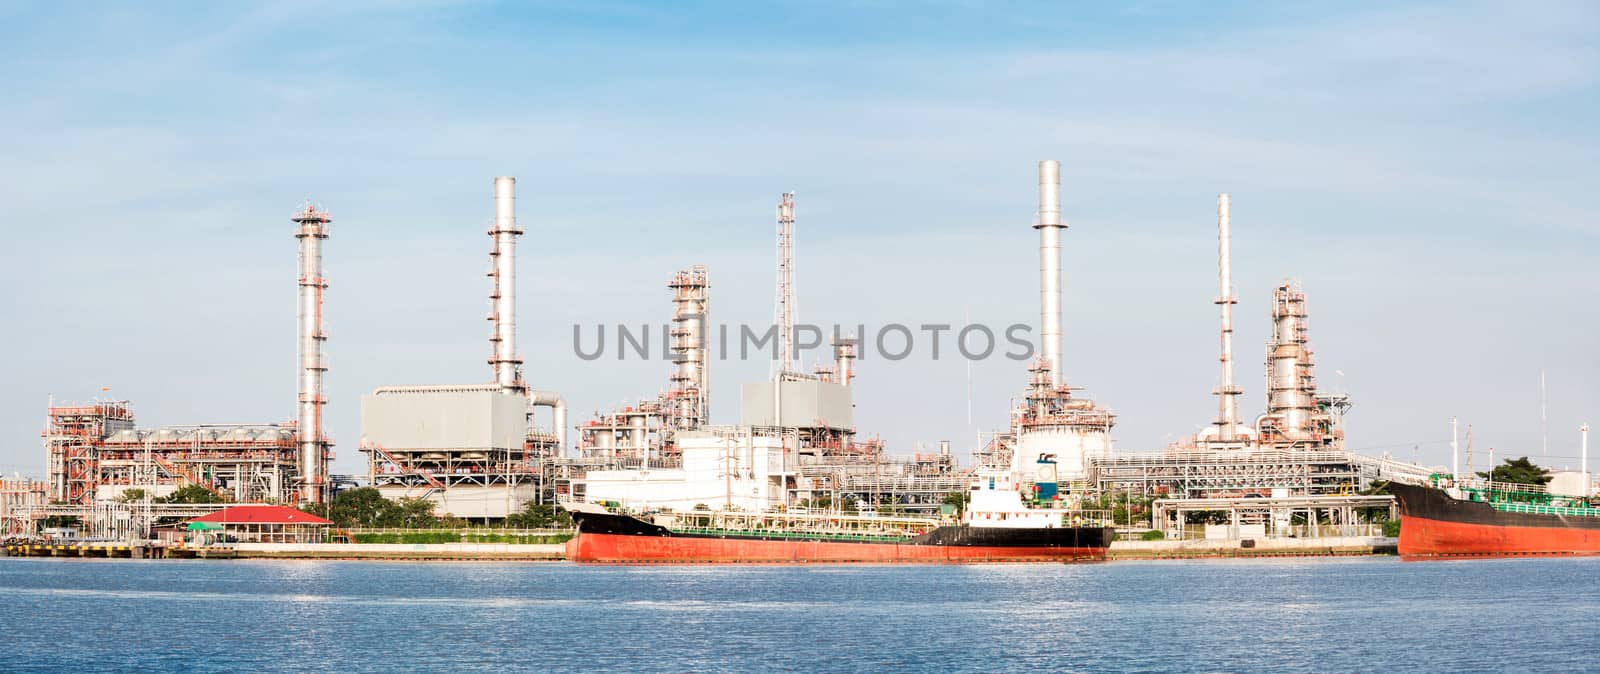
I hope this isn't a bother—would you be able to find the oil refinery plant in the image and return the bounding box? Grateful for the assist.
[6,162,1439,537]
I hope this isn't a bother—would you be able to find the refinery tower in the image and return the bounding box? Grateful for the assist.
[360,177,567,521]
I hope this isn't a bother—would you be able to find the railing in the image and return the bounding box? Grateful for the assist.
[1490,502,1600,518]
[348,527,572,535]
[1161,522,1390,540]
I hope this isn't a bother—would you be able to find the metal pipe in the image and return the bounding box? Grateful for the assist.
[1215,194,1240,440]
[489,177,523,392]
[1034,160,1065,387]
[528,390,567,452]
[292,204,331,504]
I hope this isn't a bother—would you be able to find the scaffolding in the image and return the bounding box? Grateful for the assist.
[1091,449,1434,500]
[1,477,47,536]
[44,400,311,506]
[1152,494,1396,539]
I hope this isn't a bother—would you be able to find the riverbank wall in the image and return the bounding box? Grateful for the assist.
[231,542,565,560]
[9,537,1397,561]
[1108,536,1397,560]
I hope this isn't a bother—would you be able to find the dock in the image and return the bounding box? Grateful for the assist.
[3,541,564,562]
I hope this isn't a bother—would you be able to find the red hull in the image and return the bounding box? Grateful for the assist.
[566,532,1107,564]
[1400,515,1600,558]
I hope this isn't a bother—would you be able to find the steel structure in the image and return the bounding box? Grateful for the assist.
[1092,449,1435,500]
[831,337,858,386]
[488,176,525,393]
[36,201,334,512]
[574,265,717,466]
[293,203,332,503]
[1151,494,1396,538]
[561,190,982,516]
[775,192,797,375]
[360,177,570,519]
[44,401,134,505]
[1172,196,1347,453]
[1259,281,1349,448]
[1035,160,1065,387]
[1000,161,1118,486]
[668,265,711,430]
[1213,194,1245,443]
[1,477,47,536]
[43,400,304,506]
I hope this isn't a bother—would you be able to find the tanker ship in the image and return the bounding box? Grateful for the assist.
[565,468,1114,564]
[1389,478,1600,558]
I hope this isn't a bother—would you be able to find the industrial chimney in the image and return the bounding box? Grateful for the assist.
[292,204,331,504]
[488,177,524,393]
[1035,160,1065,387]
[1215,194,1242,441]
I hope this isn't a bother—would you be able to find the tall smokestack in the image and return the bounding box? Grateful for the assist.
[489,177,524,392]
[292,203,331,504]
[1035,160,1065,387]
[1215,194,1241,440]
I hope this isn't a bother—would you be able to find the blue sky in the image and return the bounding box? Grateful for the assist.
[1,1,1595,478]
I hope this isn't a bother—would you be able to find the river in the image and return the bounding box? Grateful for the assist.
[0,556,1592,672]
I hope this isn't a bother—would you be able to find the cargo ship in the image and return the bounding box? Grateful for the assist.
[1389,478,1600,558]
[565,469,1115,564]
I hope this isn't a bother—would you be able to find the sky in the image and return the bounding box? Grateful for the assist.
[1,1,1595,479]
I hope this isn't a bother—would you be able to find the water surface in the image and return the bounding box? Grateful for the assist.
[0,556,1592,672]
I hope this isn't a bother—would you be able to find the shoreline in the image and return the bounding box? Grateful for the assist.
[7,537,1397,562]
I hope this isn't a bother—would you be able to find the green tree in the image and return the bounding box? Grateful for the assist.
[158,484,227,504]
[396,497,440,528]
[1477,456,1552,486]
[941,491,970,518]
[317,487,403,528]
[506,503,573,529]
[119,488,148,503]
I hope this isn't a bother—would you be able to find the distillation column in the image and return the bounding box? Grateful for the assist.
[1035,160,1066,388]
[293,204,331,504]
[1265,282,1317,441]
[488,176,525,393]
[668,265,711,429]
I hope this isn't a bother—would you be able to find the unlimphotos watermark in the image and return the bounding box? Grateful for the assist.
[572,321,1036,362]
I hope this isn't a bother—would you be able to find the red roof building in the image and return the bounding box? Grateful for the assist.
[188,505,332,543]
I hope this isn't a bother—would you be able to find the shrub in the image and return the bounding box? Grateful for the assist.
[1140,530,1167,541]
[1383,519,1401,538]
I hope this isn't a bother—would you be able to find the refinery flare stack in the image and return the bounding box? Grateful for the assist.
[292,203,333,504]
